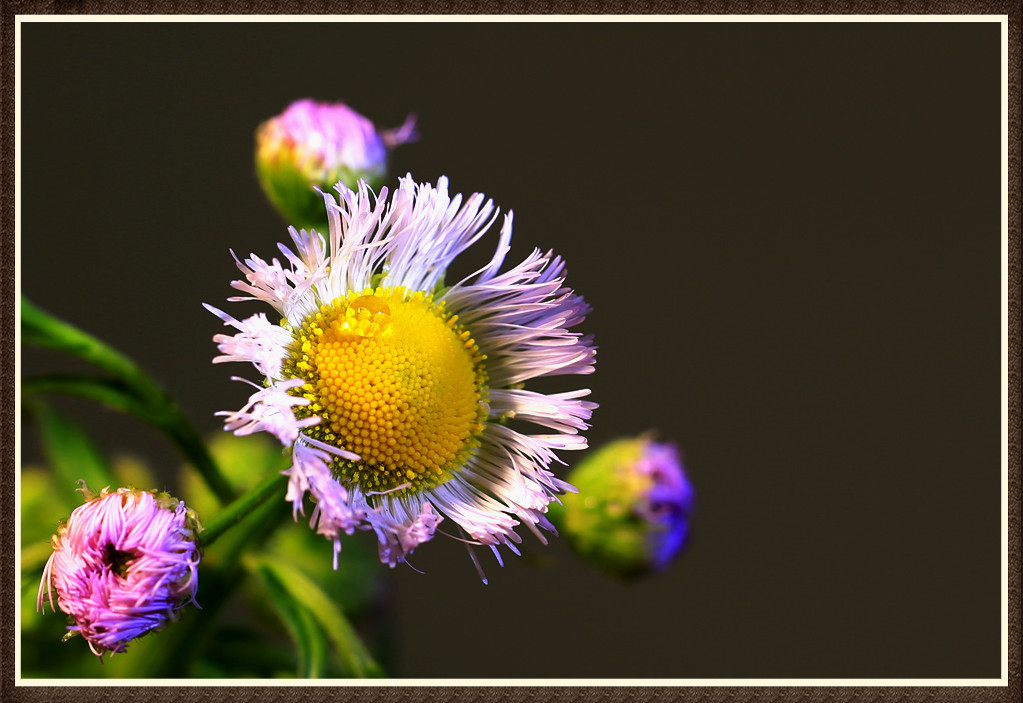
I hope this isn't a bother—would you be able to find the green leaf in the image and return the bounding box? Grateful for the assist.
[264,521,381,617]
[23,374,158,424]
[292,603,329,678]
[250,559,328,677]
[21,541,53,577]
[199,624,299,678]
[25,396,114,495]
[245,556,383,678]
[20,298,236,505]
[21,466,74,547]
[21,298,147,385]
[22,372,236,505]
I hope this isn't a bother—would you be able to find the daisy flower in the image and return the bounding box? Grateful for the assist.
[206,176,596,578]
[37,484,201,659]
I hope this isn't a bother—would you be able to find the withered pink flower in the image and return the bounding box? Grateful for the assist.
[37,484,201,659]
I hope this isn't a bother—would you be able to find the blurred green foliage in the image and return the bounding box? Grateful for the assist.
[21,419,391,679]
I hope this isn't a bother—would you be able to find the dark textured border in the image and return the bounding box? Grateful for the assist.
[2,1,1018,702]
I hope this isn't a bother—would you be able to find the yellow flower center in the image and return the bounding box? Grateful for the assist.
[281,286,488,495]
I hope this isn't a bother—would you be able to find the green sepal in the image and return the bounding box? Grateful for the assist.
[554,437,658,580]
[255,151,386,233]
[256,154,331,233]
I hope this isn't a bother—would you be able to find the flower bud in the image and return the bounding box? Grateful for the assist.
[37,483,201,659]
[554,435,694,580]
[255,99,417,229]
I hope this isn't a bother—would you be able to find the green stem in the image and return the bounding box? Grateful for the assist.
[21,297,236,504]
[198,471,289,548]
[163,416,237,506]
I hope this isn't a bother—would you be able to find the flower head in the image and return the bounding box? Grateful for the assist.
[37,484,201,659]
[554,435,694,579]
[256,99,417,229]
[207,176,596,579]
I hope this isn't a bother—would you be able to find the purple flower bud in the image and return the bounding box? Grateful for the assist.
[631,440,695,571]
[555,435,695,579]
[255,99,417,229]
[37,484,201,659]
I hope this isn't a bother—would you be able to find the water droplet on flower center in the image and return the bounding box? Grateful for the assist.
[282,286,489,496]
[344,294,391,338]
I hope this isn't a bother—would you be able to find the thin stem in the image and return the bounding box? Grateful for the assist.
[163,416,238,505]
[21,298,236,504]
[198,471,289,548]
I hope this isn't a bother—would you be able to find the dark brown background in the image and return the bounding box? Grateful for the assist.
[17,19,1004,679]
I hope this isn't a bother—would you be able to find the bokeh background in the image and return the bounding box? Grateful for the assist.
[18,20,1002,678]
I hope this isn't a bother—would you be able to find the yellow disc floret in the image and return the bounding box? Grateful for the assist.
[281,286,489,495]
